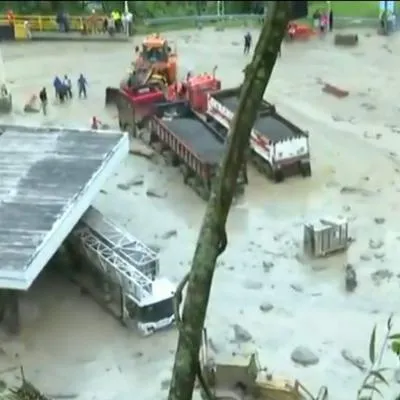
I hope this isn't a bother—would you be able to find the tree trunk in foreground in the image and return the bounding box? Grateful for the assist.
[167,2,291,400]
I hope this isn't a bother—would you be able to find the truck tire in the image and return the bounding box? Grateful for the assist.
[300,161,312,177]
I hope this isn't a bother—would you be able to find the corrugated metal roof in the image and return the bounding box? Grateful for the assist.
[0,124,127,290]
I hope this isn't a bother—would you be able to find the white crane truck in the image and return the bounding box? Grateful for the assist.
[206,86,311,182]
[69,206,176,336]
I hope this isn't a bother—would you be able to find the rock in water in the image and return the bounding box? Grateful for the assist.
[232,324,252,343]
[291,346,319,366]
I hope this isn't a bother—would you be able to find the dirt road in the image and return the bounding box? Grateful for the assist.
[1,28,400,399]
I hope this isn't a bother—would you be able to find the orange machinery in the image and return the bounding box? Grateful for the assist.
[134,33,178,86]
[285,22,315,41]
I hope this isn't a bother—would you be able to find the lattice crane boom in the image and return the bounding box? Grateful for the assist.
[70,207,159,305]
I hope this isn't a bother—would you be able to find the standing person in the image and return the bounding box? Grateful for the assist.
[329,7,333,31]
[243,32,252,55]
[39,87,48,115]
[53,76,62,100]
[24,20,31,39]
[78,74,87,99]
[63,75,72,99]
[320,12,328,34]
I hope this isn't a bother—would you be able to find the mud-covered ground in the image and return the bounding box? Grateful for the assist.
[1,27,400,400]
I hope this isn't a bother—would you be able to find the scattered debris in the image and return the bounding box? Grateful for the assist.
[369,239,384,250]
[128,177,144,186]
[371,269,393,285]
[345,264,357,292]
[334,33,359,47]
[291,346,319,366]
[322,83,349,99]
[117,183,130,191]
[161,230,177,240]
[360,254,371,261]
[232,324,252,343]
[262,261,274,272]
[341,349,366,372]
[146,188,168,198]
[290,283,304,293]
[243,280,263,290]
[259,302,274,313]
[394,368,400,383]
[360,102,377,111]
[340,186,374,196]
[160,379,170,390]
[129,145,155,159]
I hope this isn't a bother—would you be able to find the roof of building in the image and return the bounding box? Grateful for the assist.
[0,124,127,290]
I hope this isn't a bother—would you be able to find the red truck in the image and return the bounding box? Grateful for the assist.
[206,87,311,182]
[148,102,247,200]
[107,72,221,139]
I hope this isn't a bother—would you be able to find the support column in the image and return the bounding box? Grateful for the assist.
[0,289,20,335]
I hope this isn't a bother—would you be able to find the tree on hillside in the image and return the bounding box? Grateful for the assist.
[167,2,292,400]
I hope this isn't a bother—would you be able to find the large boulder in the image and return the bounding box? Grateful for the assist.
[334,33,359,47]
[23,94,40,113]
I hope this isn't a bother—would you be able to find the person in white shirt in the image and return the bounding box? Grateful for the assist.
[123,11,133,36]
[63,75,72,99]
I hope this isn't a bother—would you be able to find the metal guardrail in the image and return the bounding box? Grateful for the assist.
[143,14,383,30]
[143,14,262,26]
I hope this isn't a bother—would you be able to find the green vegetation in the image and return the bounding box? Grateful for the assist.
[309,1,383,18]
[0,1,261,17]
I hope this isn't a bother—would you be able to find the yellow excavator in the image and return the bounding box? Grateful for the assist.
[199,329,328,400]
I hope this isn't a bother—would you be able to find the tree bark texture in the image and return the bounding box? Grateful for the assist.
[167,2,291,400]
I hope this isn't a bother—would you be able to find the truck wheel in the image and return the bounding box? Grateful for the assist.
[300,162,312,177]
[274,169,284,183]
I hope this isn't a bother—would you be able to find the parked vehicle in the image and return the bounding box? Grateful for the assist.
[68,206,176,336]
[148,102,247,199]
[206,86,311,182]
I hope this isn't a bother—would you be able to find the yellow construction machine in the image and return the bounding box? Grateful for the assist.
[199,329,328,400]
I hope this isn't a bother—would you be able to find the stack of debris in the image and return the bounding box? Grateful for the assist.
[6,380,50,400]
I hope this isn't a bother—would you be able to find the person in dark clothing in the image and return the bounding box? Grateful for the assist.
[78,73,87,99]
[329,9,333,31]
[39,87,48,115]
[244,32,252,55]
[53,76,62,99]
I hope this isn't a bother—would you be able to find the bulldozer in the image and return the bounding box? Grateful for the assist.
[134,33,177,85]
[105,65,168,106]
[199,329,328,400]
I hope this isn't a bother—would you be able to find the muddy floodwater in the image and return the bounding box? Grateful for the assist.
[1,27,400,400]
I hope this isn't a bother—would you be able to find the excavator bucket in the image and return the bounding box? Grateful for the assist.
[105,87,120,106]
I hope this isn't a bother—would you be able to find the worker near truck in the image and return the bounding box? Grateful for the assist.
[244,32,252,54]
[78,74,88,99]
[39,87,48,115]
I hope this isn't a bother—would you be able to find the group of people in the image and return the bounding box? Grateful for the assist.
[52,74,88,103]
[37,74,88,115]
[312,8,334,34]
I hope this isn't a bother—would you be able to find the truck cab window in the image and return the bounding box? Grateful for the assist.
[137,298,174,323]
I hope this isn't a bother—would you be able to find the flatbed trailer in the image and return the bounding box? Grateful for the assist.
[206,86,311,182]
[148,102,247,200]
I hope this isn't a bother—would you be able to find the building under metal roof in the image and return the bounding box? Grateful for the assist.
[0,124,127,290]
